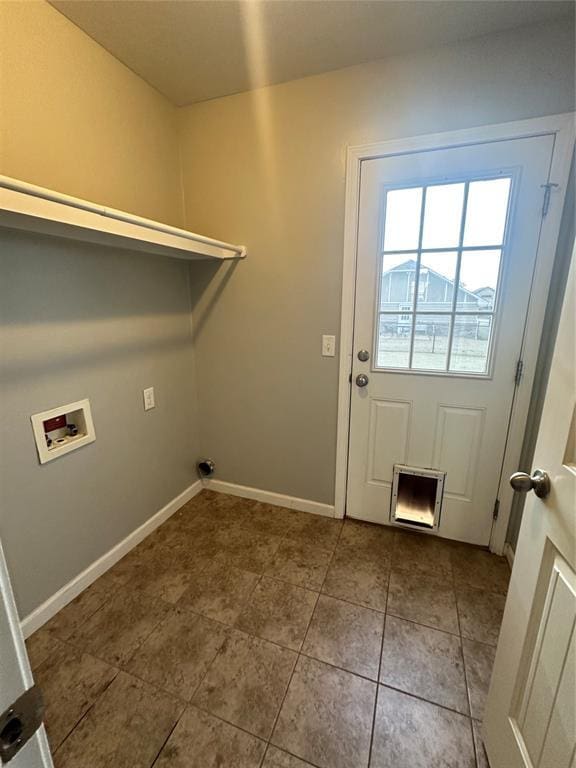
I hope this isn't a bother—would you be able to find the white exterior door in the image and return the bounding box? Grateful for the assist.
[0,538,52,767]
[347,134,556,545]
[483,248,576,768]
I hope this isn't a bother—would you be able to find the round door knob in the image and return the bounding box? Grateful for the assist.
[357,349,370,362]
[510,469,551,499]
[356,373,369,388]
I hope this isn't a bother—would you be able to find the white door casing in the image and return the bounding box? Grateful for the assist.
[0,538,53,766]
[335,114,575,553]
[483,244,576,768]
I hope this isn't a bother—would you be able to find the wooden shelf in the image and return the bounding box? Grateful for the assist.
[0,176,246,261]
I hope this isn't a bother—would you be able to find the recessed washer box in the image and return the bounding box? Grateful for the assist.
[31,398,96,464]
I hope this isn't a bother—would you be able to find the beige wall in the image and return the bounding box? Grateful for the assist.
[179,20,575,505]
[0,0,182,226]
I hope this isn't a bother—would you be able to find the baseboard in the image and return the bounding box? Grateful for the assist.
[21,479,203,638]
[203,478,335,518]
[503,542,515,569]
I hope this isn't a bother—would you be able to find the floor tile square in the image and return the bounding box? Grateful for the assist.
[25,628,65,670]
[154,706,266,768]
[392,531,453,577]
[387,569,459,634]
[272,656,376,768]
[41,580,116,641]
[371,686,476,768]
[54,672,183,768]
[322,546,389,612]
[178,562,260,624]
[263,746,317,767]
[193,629,297,739]
[215,527,282,573]
[302,594,384,679]
[451,547,510,594]
[266,539,333,590]
[286,512,343,549]
[239,502,297,537]
[235,576,317,650]
[456,588,506,646]
[380,615,468,714]
[68,591,170,667]
[35,643,117,752]
[339,519,395,555]
[121,539,210,604]
[462,638,496,720]
[126,607,227,699]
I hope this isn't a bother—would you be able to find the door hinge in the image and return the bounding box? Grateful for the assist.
[541,183,559,217]
[493,499,500,520]
[514,359,524,387]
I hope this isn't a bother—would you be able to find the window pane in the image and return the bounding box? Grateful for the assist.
[383,187,423,251]
[464,178,511,247]
[380,253,417,311]
[377,314,412,368]
[412,314,451,371]
[422,183,465,249]
[457,250,501,311]
[416,251,458,311]
[449,315,493,373]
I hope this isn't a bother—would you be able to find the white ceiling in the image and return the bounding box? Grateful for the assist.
[50,1,574,106]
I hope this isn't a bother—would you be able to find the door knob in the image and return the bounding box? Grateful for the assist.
[356,374,369,388]
[509,469,551,499]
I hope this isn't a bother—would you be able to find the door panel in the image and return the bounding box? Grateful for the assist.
[368,399,412,483]
[517,554,575,765]
[432,405,485,501]
[347,135,555,544]
[483,249,576,767]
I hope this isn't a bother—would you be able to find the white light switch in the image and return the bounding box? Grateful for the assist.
[143,387,155,411]
[322,335,336,357]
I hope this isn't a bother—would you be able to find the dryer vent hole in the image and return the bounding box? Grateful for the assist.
[197,459,215,478]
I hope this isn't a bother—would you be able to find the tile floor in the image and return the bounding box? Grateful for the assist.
[27,491,510,768]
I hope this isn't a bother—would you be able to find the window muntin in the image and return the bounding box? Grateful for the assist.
[376,177,511,374]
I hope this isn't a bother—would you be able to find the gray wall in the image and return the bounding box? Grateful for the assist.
[0,231,199,617]
[179,20,576,506]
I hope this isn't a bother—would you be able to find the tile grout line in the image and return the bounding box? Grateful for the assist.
[367,537,393,768]
[51,666,121,757]
[263,523,343,762]
[148,703,188,768]
[450,549,481,768]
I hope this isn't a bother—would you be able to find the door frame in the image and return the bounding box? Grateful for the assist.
[0,535,53,766]
[334,113,575,553]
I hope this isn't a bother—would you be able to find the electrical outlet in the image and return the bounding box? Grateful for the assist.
[143,387,155,411]
[322,335,336,357]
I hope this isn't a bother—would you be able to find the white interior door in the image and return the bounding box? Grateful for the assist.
[483,247,576,768]
[347,134,555,545]
[0,538,52,767]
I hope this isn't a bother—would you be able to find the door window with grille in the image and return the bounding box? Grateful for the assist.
[376,177,512,374]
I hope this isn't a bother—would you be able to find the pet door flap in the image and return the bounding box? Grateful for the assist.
[390,464,445,530]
